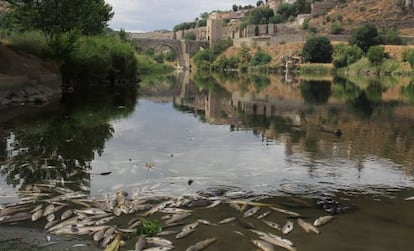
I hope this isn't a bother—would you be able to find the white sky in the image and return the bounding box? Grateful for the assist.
[105,0,256,32]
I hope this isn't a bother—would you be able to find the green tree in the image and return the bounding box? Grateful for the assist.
[383,28,404,45]
[8,0,113,35]
[246,7,275,25]
[403,49,414,68]
[251,50,272,66]
[232,4,239,11]
[333,43,363,68]
[257,1,264,7]
[330,23,343,34]
[349,24,382,53]
[302,36,333,63]
[367,45,385,65]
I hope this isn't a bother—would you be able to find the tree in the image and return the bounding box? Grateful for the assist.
[403,49,414,68]
[256,1,264,7]
[9,0,113,35]
[333,44,363,68]
[232,4,238,11]
[349,24,382,53]
[302,36,333,63]
[367,45,385,65]
[251,50,272,66]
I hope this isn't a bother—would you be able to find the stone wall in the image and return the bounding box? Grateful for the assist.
[233,33,306,48]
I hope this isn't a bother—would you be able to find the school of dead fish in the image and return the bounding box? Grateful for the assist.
[2,183,410,251]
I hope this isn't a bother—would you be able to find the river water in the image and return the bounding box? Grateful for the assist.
[1,72,414,250]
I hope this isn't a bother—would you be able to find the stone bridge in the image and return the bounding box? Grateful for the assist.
[130,38,209,69]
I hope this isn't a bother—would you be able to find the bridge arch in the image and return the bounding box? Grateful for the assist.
[130,38,209,69]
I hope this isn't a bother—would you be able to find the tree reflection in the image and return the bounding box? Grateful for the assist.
[300,80,332,105]
[333,77,385,118]
[0,85,138,193]
[401,80,414,104]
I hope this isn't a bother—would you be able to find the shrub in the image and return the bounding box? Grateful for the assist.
[367,45,385,65]
[333,43,364,68]
[383,28,405,45]
[251,50,272,66]
[63,35,137,84]
[402,49,414,68]
[330,23,343,34]
[302,36,333,63]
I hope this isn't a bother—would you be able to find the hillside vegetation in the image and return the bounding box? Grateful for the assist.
[310,0,414,34]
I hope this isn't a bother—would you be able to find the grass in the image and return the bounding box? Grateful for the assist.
[297,63,333,75]
[6,30,49,57]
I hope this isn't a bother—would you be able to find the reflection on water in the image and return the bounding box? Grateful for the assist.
[0,85,137,200]
[1,73,414,250]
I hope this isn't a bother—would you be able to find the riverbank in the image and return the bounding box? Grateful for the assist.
[0,45,62,105]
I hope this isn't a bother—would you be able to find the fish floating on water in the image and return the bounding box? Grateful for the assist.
[185,238,216,251]
[313,215,335,227]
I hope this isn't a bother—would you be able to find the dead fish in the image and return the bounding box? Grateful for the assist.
[234,231,245,237]
[142,246,173,251]
[313,215,335,227]
[270,207,301,217]
[44,220,59,230]
[30,204,43,213]
[185,237,216,251]
[132,235,146,251]
[146,237,173,247]
[197,219,217,226]
[297,218,319,234]
[243,206,260,218]
[259,235,296,251]
[104,226,117,238]
[46,213,55,222]
[43,204,55,216]
[182,221,199,232]
[206,200,221,208]
[61,209,73,221]
[1,212,31,223]
[281,221,294,235]
[176,228,196,239]
[262,220,281,230]
[94,229,106,242]
[113,207,122,216]
[157,230,179,237]
[47,216,79,232]
[120,205,130,214]
[95,216,115,226]
[228,202,241,211]
[101,234,115,248]
[52,225,107,235]
[404,196,414,201]
[32,209,43,221]
[252,239,275,251]
[165,212,192,225]
[219,217,236,224]
[160,208,193,214]
[75,208,107,215]
[141,202,168,217]
[257,210,271,220]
